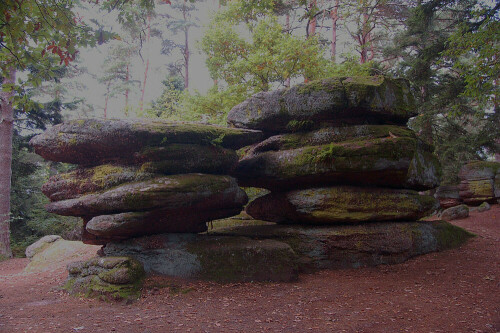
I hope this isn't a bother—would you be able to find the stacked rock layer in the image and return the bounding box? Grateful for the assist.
[228,76,441,224]
[435,161,500,208]
[30,119,263,245]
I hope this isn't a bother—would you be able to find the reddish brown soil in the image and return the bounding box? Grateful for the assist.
[1,206,499,333]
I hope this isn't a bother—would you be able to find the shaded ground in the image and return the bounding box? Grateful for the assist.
[1,206,499,333]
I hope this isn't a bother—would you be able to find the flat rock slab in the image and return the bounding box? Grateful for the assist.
[227,76,416,133]
[236,136,440,191]
[246,186,438,224]
[104,234,298,283]
[30,119,263,165]
[46,174,247,217]
[65,256,145,301]
[84,207,242,242]
[212,221,473,270]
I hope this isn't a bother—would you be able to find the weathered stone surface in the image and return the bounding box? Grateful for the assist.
[85,207,242,240]
[440,204,469,221]
[236,136,440,190]
[25,235,61,260]
[435,185,461,209]
[227,76,416,133]
[459,179,495,205]
[210,221,473,270]
[42,145,238,202]
[46,174,248,217]
[64,256,145,301]
[477,202,491,212]
[24,239,100,273]
[104,234,298,283]
[244,124,416,153]
[30,119,263,165]
[134,144,238,175]
[246,187,438,224]
[42,165,156,202]
[458,161,500,205]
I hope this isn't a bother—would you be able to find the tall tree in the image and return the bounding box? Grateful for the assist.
[0,0,154,258]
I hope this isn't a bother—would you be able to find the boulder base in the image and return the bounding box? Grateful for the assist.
[104,234,298,283]
[246,186,438,224]
[212,221,473,270]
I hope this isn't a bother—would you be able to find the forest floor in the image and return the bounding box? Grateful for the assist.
[1,206,499,333]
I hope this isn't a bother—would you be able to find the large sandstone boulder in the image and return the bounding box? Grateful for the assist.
[227,76,416,133]
[46,174,247,217]
[104,234,298,283]
[236,136,440,190]
[64,257,145,301]
[246,187,438,224]
[213,221,473,270]
[30,119,263,165]
[458,161,500,205]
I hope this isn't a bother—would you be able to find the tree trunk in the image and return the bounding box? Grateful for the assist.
[183,0,190,90]
[330,0,339,61]
[140,16,152,113]
[125,63,129,117]
[0,67,16,258]
[308,0,317,36]
[104,81,111,119]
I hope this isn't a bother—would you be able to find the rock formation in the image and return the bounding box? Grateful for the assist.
[458,161,500,205]
[30,119,263,244]
[31,76,473,285]
[228,76,441,225]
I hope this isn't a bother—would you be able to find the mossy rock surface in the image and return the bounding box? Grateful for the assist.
[104,234,298,283]
[29,119,263,165]
[64,256,145,301]
[227,76,416,133]
[247,125,415,153]
[235,136,440,191]
[42,164,156,202]
[46,174,248,217]
[25,235,61,259]
[85,206,243,243]
[459,179,496,205]
[246,186,439,224]
[212,221,473,270]
[439,204,469,221]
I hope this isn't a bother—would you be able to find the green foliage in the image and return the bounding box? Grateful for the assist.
[202,12,332,92]
[389,0,499,183]
[441,2,500,109]
[10,135,80,257]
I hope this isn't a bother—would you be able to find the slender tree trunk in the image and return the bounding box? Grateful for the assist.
[140,15,152,113]
[125,63,129,116]
[308,0,317,36]
[330,0,339,61]
[183,1,190,90]
[0,67,16,258]
[104,81,111,119]
[285,9,291,88]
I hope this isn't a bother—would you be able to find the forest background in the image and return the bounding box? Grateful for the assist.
[1,0,498,257]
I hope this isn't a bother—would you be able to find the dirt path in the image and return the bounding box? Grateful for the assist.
[1,206,499,333]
